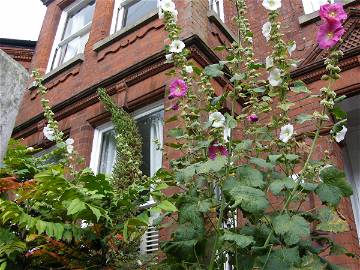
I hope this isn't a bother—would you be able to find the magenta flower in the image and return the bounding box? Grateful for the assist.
[168,79,188,99]
[317,21,344,49]
[247,113,259,123]
[319,3,347,23]
[208,142,228,160]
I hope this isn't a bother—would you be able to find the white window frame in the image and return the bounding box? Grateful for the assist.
[301,0,335,14]
[110,0,159,34]
[90,99,164,175]
[46,0,95,72]
[209,0,225,22]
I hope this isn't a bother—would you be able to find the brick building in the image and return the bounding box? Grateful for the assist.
[0,38,36,70]
[12,0,360,268]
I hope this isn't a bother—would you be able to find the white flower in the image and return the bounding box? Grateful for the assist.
[287,42,296,56]
[43,124,55,141]
[27,147,34,152]
[279,124,294,143]
[161,0,176,13]
[262,22,272,41]
[185,65,193,73]
[335,126,347,143]
[209,112,225,128]
[268,68,283,86]
[262,0,282,11]
[169,40,185,53]
[65,138,74,154]
[265,56,273,69]
[165,53,173,63]
[158,3,164,19]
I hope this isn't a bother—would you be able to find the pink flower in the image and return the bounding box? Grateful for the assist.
[247,114,259,123]
[319,3,347,23]
[317,21,345,49]
[168,79,188,99]
[208,142,228,160]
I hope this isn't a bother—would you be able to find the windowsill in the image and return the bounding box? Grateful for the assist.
[29,54,84,90]
[299,0,357,26]
[93,11,159,52]
[207,10,236,42]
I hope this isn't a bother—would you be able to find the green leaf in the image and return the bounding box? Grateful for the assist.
[270,178,296,195]
[165,115,178,123]
[36,220,47,235]
[230,73,246,82]
[316,166,353,206]
[198,199,213,213]
[250,158,274,170]
[284,154,299,162]
[316,207,349,233]
[87,204,102,222]
[204,63,224,77]
[157,200,177,212]
[268,154,282,164]
[53,223,64,240]
[168,128,185,138]
[292,255,326,270]
[263,247,300,270]
[235,140,253,152]
[296,113,313,124]
[225,113,237,129]
[330,106,347,121]
[253,86,266,93]
[290,80,311,93]
[66,198,86,216]
[272,214,310,245]
[237,165,265,188]
[221,231,255,248]
[213,45,226,51]
[278,102,295,111]
[229,185,268,213]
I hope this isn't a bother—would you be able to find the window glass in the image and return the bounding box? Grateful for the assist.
[49,0,95,71]
[302,0,335,14]
[97,109,164,176]
[122,0,157,28]
[209,0,224,21]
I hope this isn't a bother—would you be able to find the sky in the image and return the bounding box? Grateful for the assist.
[0,0,46,41]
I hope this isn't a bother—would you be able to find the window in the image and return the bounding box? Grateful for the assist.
[301,0,335,14]
[47,0,95,71]
[339,95,360,243]
[209,0,225,22]
[111,0,158,33]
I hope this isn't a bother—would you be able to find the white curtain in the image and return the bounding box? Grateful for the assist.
[302,0,333,14]
[98,130,117,175]
[150,115,164,177]
[343,126,360,242]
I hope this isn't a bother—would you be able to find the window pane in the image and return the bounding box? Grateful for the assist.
[302,0,334,14]
[98,129,117,175]
[63,1,95,39]
[122,0,157,28]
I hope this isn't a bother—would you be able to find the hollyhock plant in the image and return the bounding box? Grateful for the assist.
[268,68,282,86]
[320,3,347,23]
[265,56,273,69]
[247,114,259,123]
[262,0,281,11]
[65,138,74,154]
[171,102,179,111]
[184,65,193,74]
[43,124,55,141]
[161,0,176,13]
[208,142,228,160]
[317,21,345,49]
[168,79,188,98]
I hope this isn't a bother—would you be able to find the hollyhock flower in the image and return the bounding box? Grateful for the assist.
[265,56,273,69]
[65,138,74,154]
[169,40,185,53]
[287,42,296,56]
[262,0,282,11]
[161,0,176,13]
[27,147,34,152]
[247,114,259,123]
[320,3,347,23]
[268,68,282,86]
[185,65,193,73]
[317,21,345,49]
[208,142,228,160]
[165,53,173,63]
[209,112,225,128]
[335,126,347,142]
[262,22,272,41]
[279,124,294,143]
[43,124,55,141]
[169,79,188,98]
